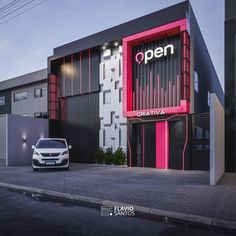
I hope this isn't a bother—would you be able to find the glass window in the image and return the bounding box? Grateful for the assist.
[34,112,42,118]
[14,92,27,102]
[34,112,48,119]
[42,87,47,97]
[0,96,5,105]
[36,139,66,149]
[34,88,41,98]
[42,112,48,119]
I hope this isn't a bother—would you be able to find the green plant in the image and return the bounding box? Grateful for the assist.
[104,147,114,165]
[114,147,127,165]
[94,147,104,164]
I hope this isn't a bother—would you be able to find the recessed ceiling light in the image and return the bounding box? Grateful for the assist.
[102,46,106,50]
[114,42,119,47]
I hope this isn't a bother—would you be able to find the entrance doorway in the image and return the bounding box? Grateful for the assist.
[130,117,187,170]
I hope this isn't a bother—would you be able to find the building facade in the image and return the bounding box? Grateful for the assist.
[0,69,48,118]
[48,2,223,169]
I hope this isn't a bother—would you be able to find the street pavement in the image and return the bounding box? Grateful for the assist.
[0,188,231,236]
[0,164,235,222]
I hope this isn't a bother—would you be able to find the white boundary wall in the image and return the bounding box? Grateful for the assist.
[210,93,225,185]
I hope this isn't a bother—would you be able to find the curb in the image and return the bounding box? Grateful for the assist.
[0,181,235,232]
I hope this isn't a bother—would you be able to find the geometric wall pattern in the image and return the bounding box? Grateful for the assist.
[99,45,127,153]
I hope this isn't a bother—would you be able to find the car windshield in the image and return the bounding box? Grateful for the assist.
[36,140,66,149]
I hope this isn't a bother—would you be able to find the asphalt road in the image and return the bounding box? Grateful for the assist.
[0,188,231,236]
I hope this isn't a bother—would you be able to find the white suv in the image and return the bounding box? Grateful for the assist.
[32,138,72,171]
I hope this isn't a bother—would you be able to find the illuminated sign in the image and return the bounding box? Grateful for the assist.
[137,110,165,117]
[135,44,174,64]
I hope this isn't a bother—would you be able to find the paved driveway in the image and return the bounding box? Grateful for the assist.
[0,164,235,222]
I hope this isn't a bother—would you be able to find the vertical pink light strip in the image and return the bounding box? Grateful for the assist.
[140,85,142,110]
[136,78,139,110]
[161,87,164,108]
[146,84,149,109]
[154,88,156,108]
[169,80,172,107]
[142,124,145,167]
[176,75,180,106]
[150,71,153,109]
[143,88,146,109]
[158,75,160,108]
[173,82,176,107]
[132,92,135,110]
[165,90,168,107]
[156,121,169,169]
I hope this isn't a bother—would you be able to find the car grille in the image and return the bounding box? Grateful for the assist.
[40,153,60,157]
[41,158,59,161]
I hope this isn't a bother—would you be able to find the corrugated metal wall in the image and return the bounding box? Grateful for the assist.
[132,34,181,110]
[58,93,100,163]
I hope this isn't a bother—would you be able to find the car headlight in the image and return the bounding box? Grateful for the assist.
[62,150,68,155]
[33,151,40,156]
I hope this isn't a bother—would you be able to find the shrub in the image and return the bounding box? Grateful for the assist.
[94,147,104,164]
[104,147,114,165]
[114,147,127,165]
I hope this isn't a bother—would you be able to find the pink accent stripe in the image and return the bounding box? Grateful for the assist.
[173,82,176,107]
[132,92,135,110]
[177,75,180,106]
[154,88,156,108]
[165,90,167,107]
[156,121,169,169]
[157,75,160,108]
[169,80,172,107]
[182,114,188,170]
[146,84,149,109]
[150,72,153,108]
[140,85,142,110]
[136,78,139,110]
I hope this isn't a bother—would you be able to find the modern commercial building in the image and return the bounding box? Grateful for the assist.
[48,1,223,169]
[0,69,48,118]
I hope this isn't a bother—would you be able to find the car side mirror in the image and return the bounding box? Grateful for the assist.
[68,145,72,149]
[32,145,35,150]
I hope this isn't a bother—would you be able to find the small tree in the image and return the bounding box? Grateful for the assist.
[114,147,127,165]
[104,147,114,165]
[94,147,104,164]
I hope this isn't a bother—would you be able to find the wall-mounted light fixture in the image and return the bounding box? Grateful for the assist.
[22,137,26,144]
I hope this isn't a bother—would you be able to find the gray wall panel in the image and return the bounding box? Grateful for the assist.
[7,115,48,166]
[0,115,6,165]
[11,82,48,117]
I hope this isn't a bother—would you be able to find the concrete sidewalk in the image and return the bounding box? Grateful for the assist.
[0,164,235,229]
